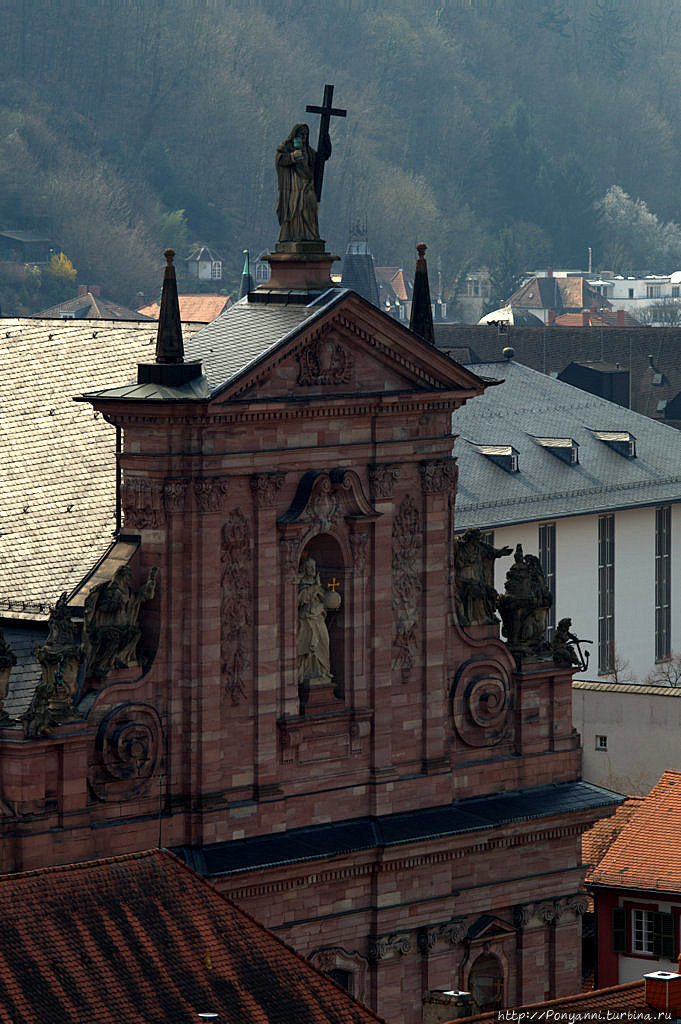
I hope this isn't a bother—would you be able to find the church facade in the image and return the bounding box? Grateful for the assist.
[0,246,620,1021]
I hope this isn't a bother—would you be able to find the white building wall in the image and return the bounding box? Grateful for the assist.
[615,896,680,983]
[671,504,681,658]
[572,682,681,795]
[616,507,655,682]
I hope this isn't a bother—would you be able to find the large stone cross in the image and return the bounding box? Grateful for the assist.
[306,83,346,201]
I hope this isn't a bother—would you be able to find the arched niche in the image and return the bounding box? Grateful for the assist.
[299,532,348,703]
[466,952,504,1012]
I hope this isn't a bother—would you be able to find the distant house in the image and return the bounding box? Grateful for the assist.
[375,265,412,321]
[35,286,154,321]
[185,245,223,282]
[453,358,681,682]
[588,770,681,988]
[506,272,611,323]
[0,229,53,263]
[138,293,231,323]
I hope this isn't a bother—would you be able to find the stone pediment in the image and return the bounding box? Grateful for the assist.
[279,470,379,531]
[209,293,484,404]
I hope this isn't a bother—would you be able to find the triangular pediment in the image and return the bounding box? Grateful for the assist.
[208,292,485,405]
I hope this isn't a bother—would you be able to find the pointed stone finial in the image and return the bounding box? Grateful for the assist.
[409,243,434,346]
[155,249,184,365]
[239,249,254,299]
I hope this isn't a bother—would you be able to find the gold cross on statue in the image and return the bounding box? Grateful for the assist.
[327,577,340,592]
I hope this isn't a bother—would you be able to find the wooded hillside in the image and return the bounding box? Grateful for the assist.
[1,0,680,310]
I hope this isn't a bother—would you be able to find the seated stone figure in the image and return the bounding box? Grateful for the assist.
[82,566,158,679]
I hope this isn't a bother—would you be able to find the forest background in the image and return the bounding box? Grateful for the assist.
[1,0,681,313]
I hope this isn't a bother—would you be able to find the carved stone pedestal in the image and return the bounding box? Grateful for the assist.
[261,247,339,291]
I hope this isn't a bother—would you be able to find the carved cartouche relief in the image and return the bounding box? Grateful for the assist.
[296,329,353,386]
[221,510,252,705]
[392,494,421,680]
[122,475,164,530]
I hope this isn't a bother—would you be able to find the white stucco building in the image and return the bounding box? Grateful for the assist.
[453,358,681,684]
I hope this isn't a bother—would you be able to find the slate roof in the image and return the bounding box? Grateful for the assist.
[137,294,232,323]
[0,848,382,1024]
[453,359,681,530]
[1,624,45,720]
[453,980,658,1022]
[589,769,681,893]
[507,276,611,312]
[35,293,154,320]
[175,780,621,877]
[0,318,200,615]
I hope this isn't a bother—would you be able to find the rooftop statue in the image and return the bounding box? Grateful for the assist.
[24,593,83,737]
[275,84,346,245]
[553,616,591,672]
[453,528,512,626]
[82,566,158,680]
[497,544,553,660]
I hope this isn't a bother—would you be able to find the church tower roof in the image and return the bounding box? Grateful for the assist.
[409,243,435,346]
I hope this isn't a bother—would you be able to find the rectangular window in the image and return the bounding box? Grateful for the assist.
[628,288,634,298]
[480,531,494,547]
[595,735,607,750]
[633,909,656,953]
[673,286,680,298]
[647,285,662,298]
[598,515,615,673]
[539,522,556,641]
[656,506,671,662]
[211,260,222,280]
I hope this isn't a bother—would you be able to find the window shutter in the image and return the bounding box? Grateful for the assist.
[653,912,676,959]
[612,907,627,953]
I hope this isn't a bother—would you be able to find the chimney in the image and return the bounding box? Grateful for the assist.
[645,971,681,1015]
[582,311,589,326]
[617,309,625,326]
[422,989,472,1023]
[90,285,101,297]
[590,304,597,313]
[409,243,435,345]
[547,268,553,278]
[548,309,556,323]
[78,284,87,297]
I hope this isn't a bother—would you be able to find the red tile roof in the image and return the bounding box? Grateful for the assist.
[554,310,641,327]
[590,769,681,892]
[583,795,644,882]
[448,980,658,1022]
[138,294,231,323]
[0,849,382,1024]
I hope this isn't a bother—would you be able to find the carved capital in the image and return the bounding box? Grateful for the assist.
[193,477,230,513]
[368,463,401,500]
[417,918,467,954]
[250,472,286,508]
[122,475,164,529]
[163,478,190,513]
[367,932,411,962]
[419,457,458,495]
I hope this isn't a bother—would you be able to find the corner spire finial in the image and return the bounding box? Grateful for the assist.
[155,249,184,365]
[409,242,435,346]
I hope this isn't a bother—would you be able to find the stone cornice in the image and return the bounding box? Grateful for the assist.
[220,820,587,902]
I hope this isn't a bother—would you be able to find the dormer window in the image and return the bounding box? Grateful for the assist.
[592,430,636,458]
[472,444,519,472]
[532,437,579,465]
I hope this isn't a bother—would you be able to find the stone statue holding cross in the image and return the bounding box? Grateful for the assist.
[276,85,346,245]
[297,557,341,688]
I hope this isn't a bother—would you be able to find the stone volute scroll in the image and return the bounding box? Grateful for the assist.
[81,566,158,680]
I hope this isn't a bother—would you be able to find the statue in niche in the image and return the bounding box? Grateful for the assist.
[24,594,83,737]
[82,566,158,679]
[297,557,341,688]
[276,123,330,243]
[497,545,553,659]
[452,528,512,626]
[0,628,17,723]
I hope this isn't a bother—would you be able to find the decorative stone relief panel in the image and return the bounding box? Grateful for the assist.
[221,510,252,705]
[513,895,588,928]
[450,657,513,748]
[349,529,369,576]
[122,475,164,529]
[89,702,163,802]
[417,917,468,953]
[250,472,286,508]
[296,329,353,386]
[392,494,421,681]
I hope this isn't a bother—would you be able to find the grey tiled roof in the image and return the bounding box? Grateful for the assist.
[0,318,201,614]
[2,625,45,719]
[183,290,346,393]
[453,360,681,529]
